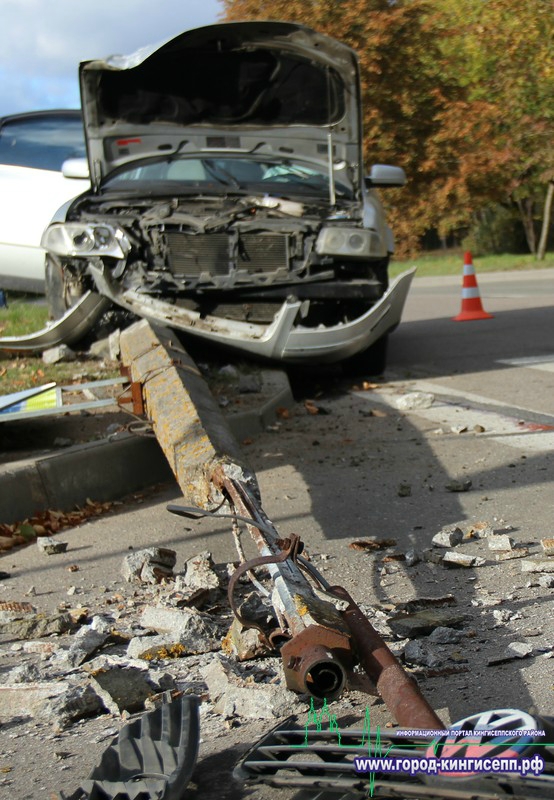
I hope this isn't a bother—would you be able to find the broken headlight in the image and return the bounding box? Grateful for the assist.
[41,223,131,259]
[315,226,381,258]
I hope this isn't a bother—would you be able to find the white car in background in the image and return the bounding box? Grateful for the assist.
[0,110,89,293]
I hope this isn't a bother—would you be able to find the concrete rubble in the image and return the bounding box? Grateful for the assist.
[0,506,552,795]
[122,547,177,584]
[36,536,69,555]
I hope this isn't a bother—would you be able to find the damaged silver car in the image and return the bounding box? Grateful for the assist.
[40,21,415,368]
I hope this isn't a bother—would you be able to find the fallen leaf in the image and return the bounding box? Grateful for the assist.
[349,538,397,551]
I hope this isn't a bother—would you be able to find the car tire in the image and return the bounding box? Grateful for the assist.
[342,334,388,377]
[45,254,85,320]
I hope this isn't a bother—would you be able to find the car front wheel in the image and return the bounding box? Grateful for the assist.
[342,334,388,377]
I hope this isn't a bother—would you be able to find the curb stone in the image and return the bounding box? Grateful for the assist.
[0,368,293,524]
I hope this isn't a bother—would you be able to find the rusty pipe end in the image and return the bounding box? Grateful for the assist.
[281,642,347,700]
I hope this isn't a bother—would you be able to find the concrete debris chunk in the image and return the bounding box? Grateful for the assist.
[139,606,222,654]
[432,526,463,548]
[540,538,554,556]
[492,609,517,625]
[421,548,444,565]
[41,682,105,730]
[495,548,529,562]
[36,536,69,555]
[222,619,269,661]
[467,522,496,539]
[0,601,36,623]
[404,548,421,567]
[127,633,190,661]
[63,623,111,667]
[5,662,42,684]
[403,640,442,669]
[427,626,463,644]
[395,595,456,613]
[538,575,554,588]
[444,479,472,493]
[180,550,220,592]
[521,558,554,574]
[122,547,177,584]
[487,535,515,551]
[488,641,533,665]
[166,582,210,609]
[442,551,486,568]
[201,655,303,720]
[0,611,76,639]
[42,344,76,364]
[387,609,468,639]
[395,392,435,411]
[0,681,69,719]
[84,657,155,714]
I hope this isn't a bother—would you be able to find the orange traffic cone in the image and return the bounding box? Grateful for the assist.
[453,252,493,321]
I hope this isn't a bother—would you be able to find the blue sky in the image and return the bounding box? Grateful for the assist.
[0,0,224,116]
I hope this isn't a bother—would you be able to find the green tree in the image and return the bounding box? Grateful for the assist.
[222,0,464,253]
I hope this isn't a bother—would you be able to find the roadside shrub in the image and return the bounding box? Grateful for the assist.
[462,205,527,256]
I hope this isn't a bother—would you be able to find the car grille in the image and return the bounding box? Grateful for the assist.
[166,233,289,277]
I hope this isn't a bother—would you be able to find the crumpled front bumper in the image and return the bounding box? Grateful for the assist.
[91,266,416,364]
[0,268,415,362]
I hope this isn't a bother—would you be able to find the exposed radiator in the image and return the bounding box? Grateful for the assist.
[167,232,289,277]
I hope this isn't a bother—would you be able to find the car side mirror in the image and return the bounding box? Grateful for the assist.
[365,164,406,188]
[62,157,90,180]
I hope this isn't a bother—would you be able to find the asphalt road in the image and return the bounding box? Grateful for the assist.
[1,267,553,799]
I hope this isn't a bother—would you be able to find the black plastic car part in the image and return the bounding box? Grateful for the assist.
[63,694,200,800]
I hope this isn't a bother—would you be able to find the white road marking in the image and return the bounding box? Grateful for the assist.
[497,354,554,373]
[354,379,554,455]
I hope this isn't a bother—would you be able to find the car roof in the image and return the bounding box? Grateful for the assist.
[0,109,83,129]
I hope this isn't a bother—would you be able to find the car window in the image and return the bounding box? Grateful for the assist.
[103,156,352,198]
[0,114,86,171]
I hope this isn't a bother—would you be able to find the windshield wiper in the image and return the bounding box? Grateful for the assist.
[202,159,243,190]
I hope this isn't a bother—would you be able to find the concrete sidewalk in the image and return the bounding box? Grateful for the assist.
[0,368,293,524]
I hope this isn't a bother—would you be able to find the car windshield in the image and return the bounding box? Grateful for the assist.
[102,156,352,199]
[0,114,86,171]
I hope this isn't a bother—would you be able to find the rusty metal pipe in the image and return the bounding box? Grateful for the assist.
[329,584,444,729]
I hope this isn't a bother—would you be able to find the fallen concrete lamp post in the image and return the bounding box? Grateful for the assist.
[120,319,442,728]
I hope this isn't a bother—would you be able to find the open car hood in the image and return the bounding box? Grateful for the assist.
[79,21,362,192]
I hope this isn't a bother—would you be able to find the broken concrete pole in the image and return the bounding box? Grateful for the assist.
[120,320,251,507]
[432,526,463,548]
[122,547,176,584]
